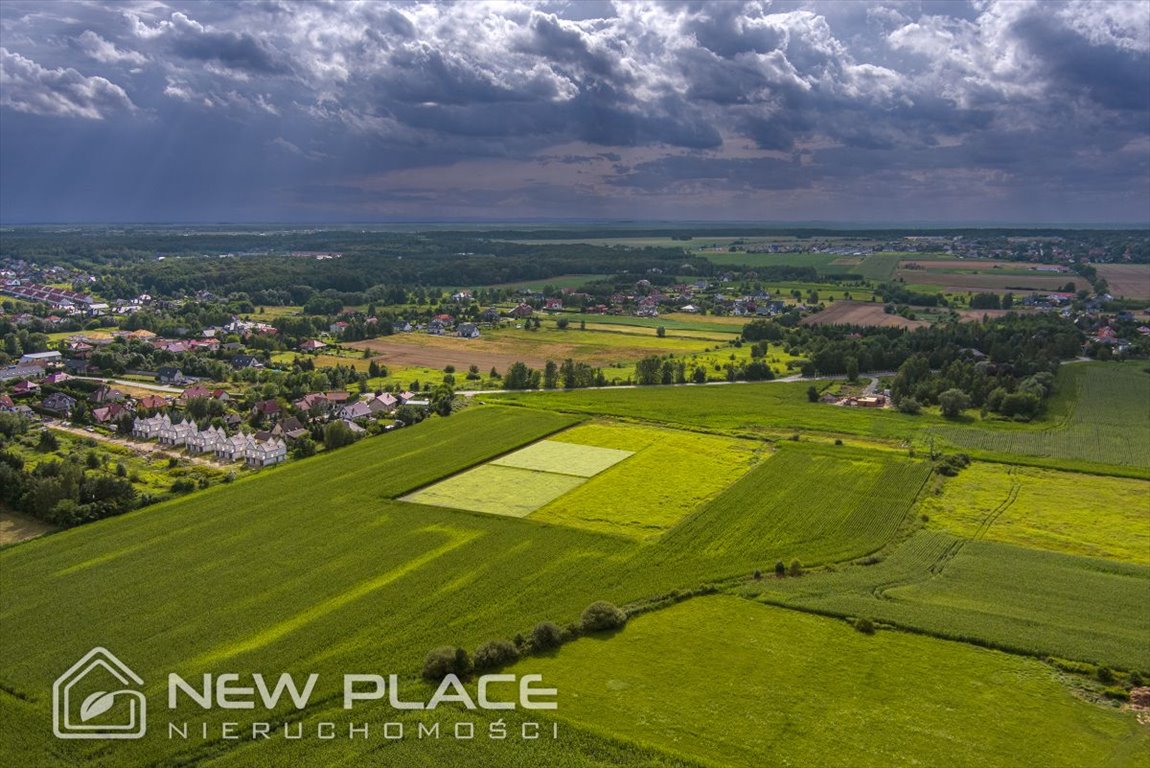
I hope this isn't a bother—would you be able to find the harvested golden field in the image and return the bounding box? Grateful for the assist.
[801,301,930,328]
[1095,264,1150,299]
[895,269,1074,293]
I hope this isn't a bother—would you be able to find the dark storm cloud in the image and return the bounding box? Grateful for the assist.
[0,0,1147,223]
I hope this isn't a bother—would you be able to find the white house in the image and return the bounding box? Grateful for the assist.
[158,419,198,447]
[217,433,255,462]
[187,425,227,455]
[246,438,287,467]
[133,413,171,440]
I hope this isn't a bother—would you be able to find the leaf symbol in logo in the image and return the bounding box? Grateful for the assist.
[79,690,121,722]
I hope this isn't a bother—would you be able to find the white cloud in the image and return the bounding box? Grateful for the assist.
[0,47,135,119]
[76,30,148,66]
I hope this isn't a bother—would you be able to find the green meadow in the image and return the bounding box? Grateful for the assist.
[515,596,1149,768]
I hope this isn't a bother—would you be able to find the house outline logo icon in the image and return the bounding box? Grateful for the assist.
[52,647,147,739]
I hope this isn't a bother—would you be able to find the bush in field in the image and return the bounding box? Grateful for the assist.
[788,559,803,577]
[581,601,627,632]
[897,397,922,415]
[854,617,876,635]
[422,646,472,681]
[775,560,786,577]
[531,621,564,651]
[474,639,519,671]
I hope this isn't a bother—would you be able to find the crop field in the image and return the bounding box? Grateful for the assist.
[801,300,930,328]
[346,324,718,372]
[1095,263,1150,299]
[531,422,765,539]
[894,268,1075,293]
[654,444,930,575]
[1,405,951,767]
[934,362,1150,470]
[752,531,1150,671]
[402,464,588,517]
[919,463,1150,564]
[515,597,1149,768]
[488,380,943,440]
[492,439,634,476]
[703,250,862,274]
[851,251,917,281]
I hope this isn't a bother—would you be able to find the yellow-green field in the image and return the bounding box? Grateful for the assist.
[491,440,634,476]
[515,596,1149,768]
[401,464,586,517]
[533,422,765,539]
[919,463,1150,565]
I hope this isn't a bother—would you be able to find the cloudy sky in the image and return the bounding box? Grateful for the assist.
[1,0,1147,224]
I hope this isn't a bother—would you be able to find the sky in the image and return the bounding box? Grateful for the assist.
[0,0,1148,225]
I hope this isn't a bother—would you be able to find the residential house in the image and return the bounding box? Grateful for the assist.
[340,401,373,420]
[42,372,71,385]
[252,399,282,420]
[217,433,256,462]
[246,438,287,468]
[158,418,198,446]
[92,402,130,424]
[187,426,227,455]
[392,321,413,333]
[544,298,564,310]
[133,413,171,439]
[230,354,263,370]
[11,379,40,397]
[42,392,77,415]
[0,394,15,411]
[90,385,125,404]
[299,339,327,352]
[182,385,212,401]
[329,321,349,336]
[457,323,481,339]
[157,367,191,385]
[507,303,533,318]
[270,416,309,441]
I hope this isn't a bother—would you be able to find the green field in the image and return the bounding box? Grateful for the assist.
[919,463,1150,564]
[752,531,1150,671]
[516,596,1149,768]
[492,440,634,477]
[3,359,1147,767]
[934,362,1150,470]
[533,422,765,539]
[0,408,941,767]
[403,464,588,517]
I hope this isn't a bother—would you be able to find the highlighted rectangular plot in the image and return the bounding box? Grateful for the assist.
[490,440,633,477]
[402,464,585,517]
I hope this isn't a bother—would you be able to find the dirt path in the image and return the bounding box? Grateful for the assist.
[46,421,230,469]
[0,508,57,545]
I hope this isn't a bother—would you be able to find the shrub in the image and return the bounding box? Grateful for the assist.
[753,569,762,580]
[531,621,564,651]
[581,601,627,632]
[1097,666,1115,684]
[775,560,786,577]
[473,640,519,671]
[1102,687,1130,702]
[422,646,472,681]
[897,397,922,415]
[38,430,59,452]
[788,559,803,577]
[854,617,876,635]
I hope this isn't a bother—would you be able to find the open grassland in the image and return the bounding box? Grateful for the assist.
[515,597,1149,768]
[403,463,587,517]
[751,531,1150,671]
[564,312,747,335]
[703,250,861,274]
[801,300,930,328]
[0,408,940,767]
[470,272,607,290]
[934,362,1150,470]
[1095,263,1150,299]
[532,422,764,539]
[919,463,1150,564]
[487,380,942,441]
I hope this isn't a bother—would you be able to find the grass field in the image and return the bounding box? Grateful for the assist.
[919,463,1150,564]
[515,596,1149,768]
[532,422,765,539]
[934,362,1150,470]
[895,268,1075,293]
[752,531,1150,671]
[487,380,942,441]
[403,463,588,517]
[491,440,634,476]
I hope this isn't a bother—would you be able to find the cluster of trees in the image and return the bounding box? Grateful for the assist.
[892,356,1057,420]
[421,601,626,682]
[0,425,137,527]
[969,292,1016,310]
[503,360,607,390]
